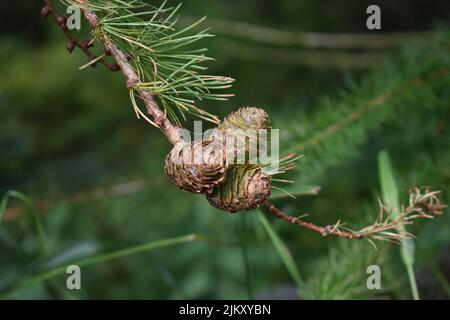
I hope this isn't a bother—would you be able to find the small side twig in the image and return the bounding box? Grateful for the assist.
[264,188,446,243]
[41,0,120,72]
[42,0,183,145]
[264,201,365,240]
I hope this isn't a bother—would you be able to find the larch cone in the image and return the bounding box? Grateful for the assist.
[165,140,227,194]
[207,166,272,213]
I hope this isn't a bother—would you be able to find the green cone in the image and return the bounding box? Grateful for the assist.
[207,165,272,213]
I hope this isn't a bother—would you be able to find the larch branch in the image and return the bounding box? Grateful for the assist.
[78,0,183,145]
[42,0,120,71]
[43,0,183,145]
[264,201,365,240]
[264,187,446,243]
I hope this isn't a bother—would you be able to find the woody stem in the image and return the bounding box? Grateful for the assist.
[43,0,184,145]
[263,201,365,240]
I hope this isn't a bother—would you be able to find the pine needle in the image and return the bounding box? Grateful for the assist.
[63,0,234,124]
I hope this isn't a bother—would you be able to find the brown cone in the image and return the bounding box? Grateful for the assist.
[219,106,271,131]
[219,107,272,165]
[165,140,227,194]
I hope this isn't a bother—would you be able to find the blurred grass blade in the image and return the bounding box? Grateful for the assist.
[430,265,450,299]
[378,150,420,300]
[45,241,99,269]
[270,185,321,200]
[0,191,46,268]
[236,215,254,300]
[6,234,201,296]
[257,211,302,291]
[378,152,400,211]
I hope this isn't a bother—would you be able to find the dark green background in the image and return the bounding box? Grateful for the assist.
[0,1,449,299]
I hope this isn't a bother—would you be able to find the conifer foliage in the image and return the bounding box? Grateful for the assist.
[44,0,447,244]
[62,0,234,125]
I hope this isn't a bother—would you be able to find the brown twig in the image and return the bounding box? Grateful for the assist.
[80,0,183,145]
[264,188,446,242]
[264,201,365,240]
[42,0,183,145]
[41,0,120,71]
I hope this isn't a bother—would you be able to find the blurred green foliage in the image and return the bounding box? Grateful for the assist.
[0,0,449,299]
